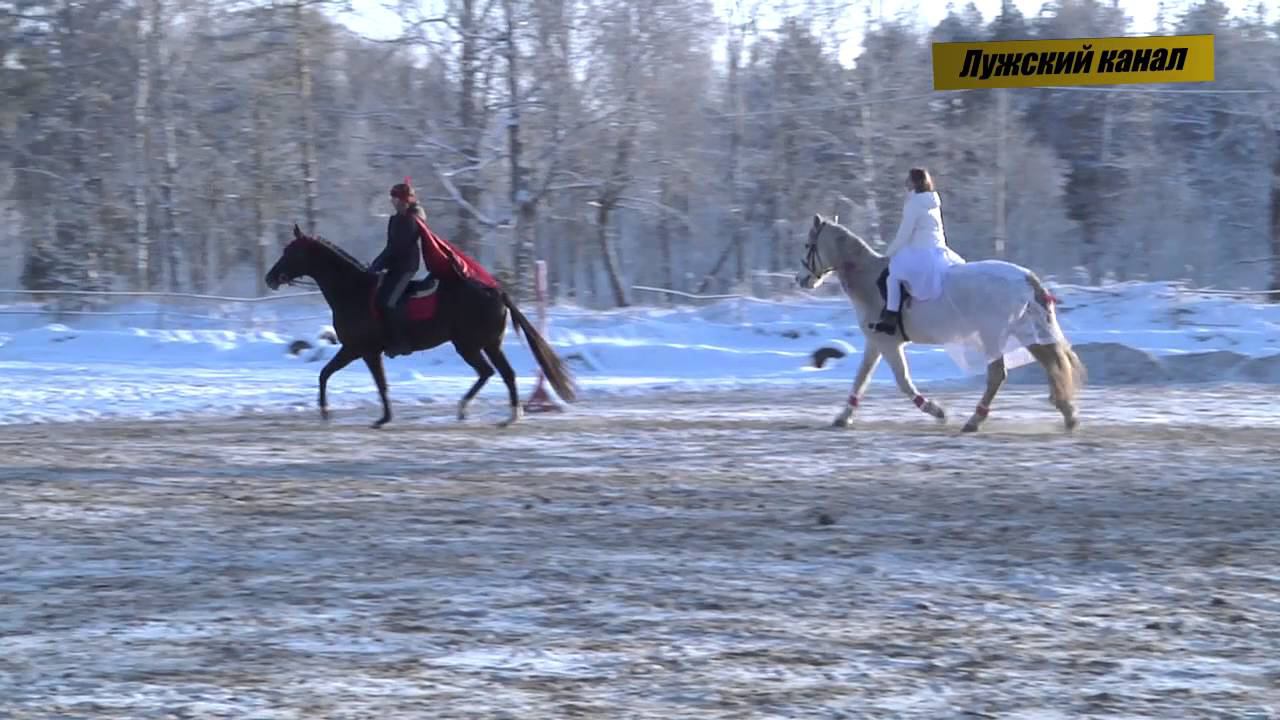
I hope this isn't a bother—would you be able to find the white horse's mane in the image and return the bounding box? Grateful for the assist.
[815,214,881,261]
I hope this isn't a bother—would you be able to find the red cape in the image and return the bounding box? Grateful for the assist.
[411,215,501,290]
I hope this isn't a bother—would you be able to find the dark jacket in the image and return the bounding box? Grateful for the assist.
[369,205,425,275]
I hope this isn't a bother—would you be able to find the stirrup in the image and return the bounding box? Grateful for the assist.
[870,310,899,335]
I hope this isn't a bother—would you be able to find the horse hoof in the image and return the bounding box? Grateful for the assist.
[320,409,330,421]
[832,417,851,428]
[371,417,390,429]
[961,422,979,433]
[496,407,523,428]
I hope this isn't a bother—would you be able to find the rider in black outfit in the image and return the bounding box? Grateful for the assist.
[369,182,424,357]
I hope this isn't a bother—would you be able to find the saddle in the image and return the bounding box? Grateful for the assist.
[875,268,912,308]
[371,274,441,322]
[402,276,439,301]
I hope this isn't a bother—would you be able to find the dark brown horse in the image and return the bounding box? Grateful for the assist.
[265,224,577,427]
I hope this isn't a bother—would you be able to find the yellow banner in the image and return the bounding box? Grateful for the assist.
[931,34,1215,90]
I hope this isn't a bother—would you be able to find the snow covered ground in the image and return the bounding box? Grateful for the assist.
[2,283,1279,717]
[1,387,1278,718]
[1,281,1280,425]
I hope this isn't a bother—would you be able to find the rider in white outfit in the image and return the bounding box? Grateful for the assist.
[870,167,966,336]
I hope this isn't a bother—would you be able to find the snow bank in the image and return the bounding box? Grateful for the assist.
[0,281,1277,424]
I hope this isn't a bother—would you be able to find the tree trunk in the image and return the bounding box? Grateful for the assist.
[60,1,92,290]
[546,217,560,303]
[1082,221,1101,286]
[698,234,739,294]
[253,95,270,296]
[773,218,789,287]
[294,1,318,232]
[503,0,535,300]
[512,202,537,300]
[727,32,745,285]
[565,217,579,302]
[657,175,673,294]
[161,111,180,292]
[595,202,628,307]
[858,68,882,245]
[1098,92,1114,280]
[456,0,480,254]
[586,252,599,303]
[154,10,181,293]
[202,175,221,292]
[133,0,153,289]
[1268,129,1280,300]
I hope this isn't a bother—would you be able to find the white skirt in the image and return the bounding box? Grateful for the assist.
[889,244,966,302]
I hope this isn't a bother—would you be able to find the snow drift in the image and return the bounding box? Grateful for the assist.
[0,281,1277,424]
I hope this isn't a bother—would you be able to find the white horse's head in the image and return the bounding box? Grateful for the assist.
[796,213,853,289]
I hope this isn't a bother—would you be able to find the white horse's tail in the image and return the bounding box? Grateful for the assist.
[1024,273,1087,397]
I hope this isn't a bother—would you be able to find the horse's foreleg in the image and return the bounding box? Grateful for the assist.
[484,344,522,428]
[456,345,495,423]
[884,344,946,423]
[963,357,1007,433]
[362,352,393,428]
[318,345,359,420]
[833,347,882,427]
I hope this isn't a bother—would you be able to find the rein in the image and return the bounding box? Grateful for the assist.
[284,278,320,291]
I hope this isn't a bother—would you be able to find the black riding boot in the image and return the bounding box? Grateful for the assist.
[870,308,901,335]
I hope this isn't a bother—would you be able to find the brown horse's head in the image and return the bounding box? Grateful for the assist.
[264,224,315,290]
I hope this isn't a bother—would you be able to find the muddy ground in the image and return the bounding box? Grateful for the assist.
[1,385,1278,719]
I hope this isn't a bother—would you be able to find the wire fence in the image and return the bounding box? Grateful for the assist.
[0,289,322,302]
[0,276,1273,331]
[0,286,335,331]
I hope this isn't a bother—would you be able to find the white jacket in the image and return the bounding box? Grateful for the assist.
[885,190,947,257]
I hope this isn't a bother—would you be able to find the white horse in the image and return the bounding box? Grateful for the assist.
[795,213,1085,432]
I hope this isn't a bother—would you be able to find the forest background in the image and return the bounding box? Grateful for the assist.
[2,0,1277,307]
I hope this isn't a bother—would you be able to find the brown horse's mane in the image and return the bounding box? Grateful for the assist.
[300,232,370,274]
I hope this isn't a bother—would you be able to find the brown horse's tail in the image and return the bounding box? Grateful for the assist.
[503,293,578,404]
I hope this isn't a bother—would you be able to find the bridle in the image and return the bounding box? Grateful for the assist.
[802,227,830,280]
[272,237,319,290]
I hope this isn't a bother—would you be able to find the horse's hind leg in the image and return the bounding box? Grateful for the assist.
[883,342,946,423]
[1030,343,1079,431]
[962,357,1007,433]
[484,344,522,428]
[456,344,495,422]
